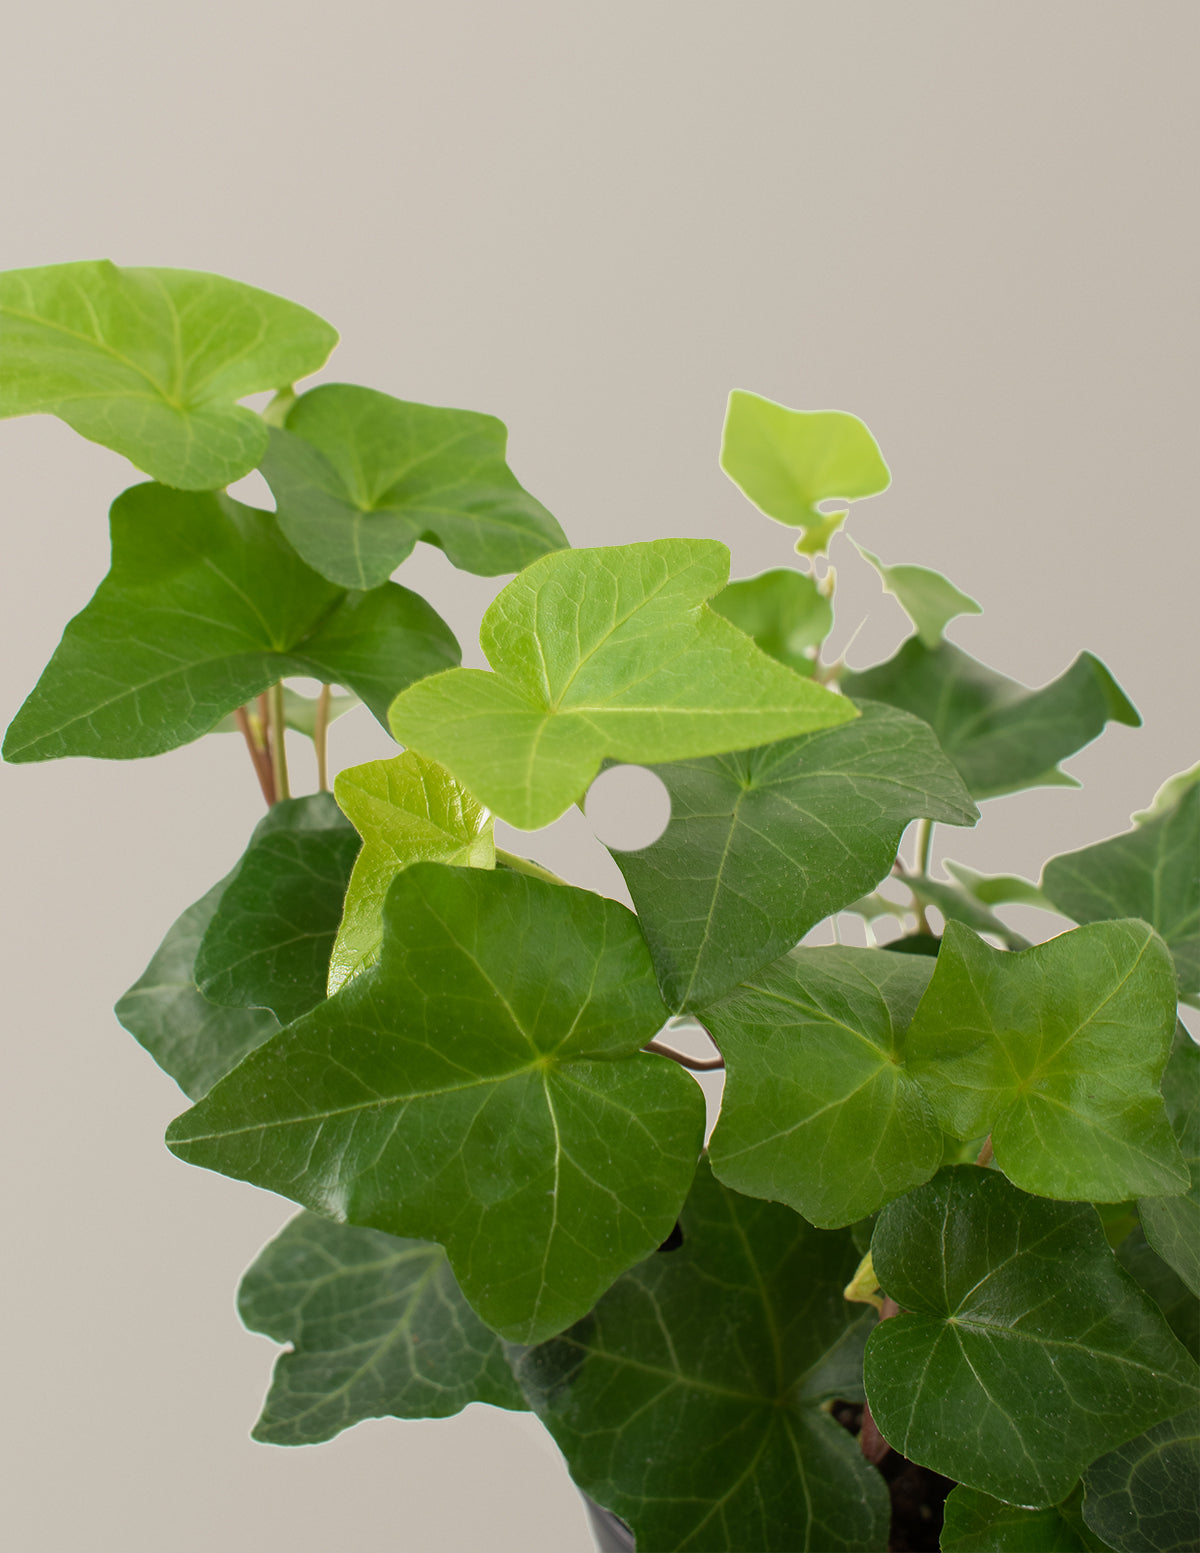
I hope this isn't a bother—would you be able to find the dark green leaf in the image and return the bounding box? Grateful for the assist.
[852,543,981,648]
[114,875,280,1100]
[941,1484,1110,1552]
[237,1211,525,1445]
[388,538,855,830]
[865,1166,1199,1506]
[1117,1228,1200,1362]
[260,384,566,589]
[613,700,977,1010]
[513,1158,889,1553]
[168,865,704,1343]
[1043,782,1200,995]
[708,567,832,676]
[1082,1405,1200,1553]
[842,639,1140,799]
[1139,1028,1200,1296]
[196,795,359,1023]
[2,484,458,762]
[906,920,1185,1201]
[0,260,336,488]
[701,947,943,1226]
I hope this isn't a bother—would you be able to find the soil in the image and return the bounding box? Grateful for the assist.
[831,1402,955,1552]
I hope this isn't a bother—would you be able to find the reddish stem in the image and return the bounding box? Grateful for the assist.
[235,705,275,807]
[860,1297,900,1465]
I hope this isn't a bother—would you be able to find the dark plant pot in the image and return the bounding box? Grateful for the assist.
[581,1494,636,1552]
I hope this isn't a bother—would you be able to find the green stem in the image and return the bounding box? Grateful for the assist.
[910,818,934,934]
[494,848,570,886]
[262,386,296,429]
[269,682,290,801]
[313,684,331,793]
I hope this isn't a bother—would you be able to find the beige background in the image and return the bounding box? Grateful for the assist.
[1,4,1195,1550]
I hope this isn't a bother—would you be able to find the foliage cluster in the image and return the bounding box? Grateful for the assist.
[3,261,1197,1553]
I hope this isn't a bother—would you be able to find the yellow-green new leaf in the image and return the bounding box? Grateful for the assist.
[388,539,857,830]
[0,260,337,488]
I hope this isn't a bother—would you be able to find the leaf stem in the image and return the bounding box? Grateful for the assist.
[976,1135,994,1168]
[643,1039,725,1072]
[907,818,935,933]
[313,684,332,792]
[494,848,571,886]
[269,682,290,801]
[859,1297,900,1465]
[234,704,275,807]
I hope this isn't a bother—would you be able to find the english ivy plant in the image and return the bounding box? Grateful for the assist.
[3,259,1197,1553]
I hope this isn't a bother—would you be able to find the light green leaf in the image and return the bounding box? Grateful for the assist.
[196,795,359,1024]
[0,260,336,488]
[719,391,890,555]
[700,947,943,1227]
[388,538,856,831]
[167,865,704,1344]
[941,1484,1110,1552]
[237,1211,525,1445]
[708,567,833,677]
[260,384,567,589]
[943,860,1055,912]
[1082,1405,1200,1553]
[210,687,360,739]
[2,484,459,762]
[512,1158,888,1553]
[1132,762,1200,825]
[1043,782,1200,995]
[842,639,1140,799]
[906,920,1185,1200]
[613,700,977,1010]
[865,1166,1199,1506]
[328,752,494,993]
[1139,1028,1200,1296]
[852,542,981,648]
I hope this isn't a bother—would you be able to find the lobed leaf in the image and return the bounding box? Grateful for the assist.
[512,1158,888,1553]
[707,567,832,676]
[700,946,943,1227]
[0,260,336,488]
[2,484,459,762]
[260,383,566,589]
[388,538,856,830]
[614,699,978,1010]
[238,1211,525,1445]
[842,639,1140,799]
[906,919,1185,1201]
[1138,1027,1200,1295]
[1082,1405,1200,1553]
[940,1484,1109,1552]
[168,865,704,1344]
[864,1166,1199,1506]
[852,542,981,648]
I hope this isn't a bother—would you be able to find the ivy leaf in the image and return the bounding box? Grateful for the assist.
[114,875,280,1101]
[167,865,704,1344]
[1138,1028,1200,1296]
[1132,762,1200,825]
[259,384,567,590]
[328,752,494,994]
[2,484,459,762]
[237,1211,525,1446]
[195,795,359,1024]
[719,391,890,555]
[852,542,982,647]
[906,920,1185,1201]
[1082,1405,1200,1553]
[941,1484,1110,1552]
[864,1166,1200,1506]
[388,538,856,831]
[210,687,359,739]
[613,700,978,1010]
[942,860,1055,912]
[842,639,1140,799]
[0,260,336,489]
[707,568,833,677]
[902,873,1032,950]
[700,946,943,1227]
[1118,1227,1200,1361]
[511,1158,889,1553]
[1042,781,1200,996]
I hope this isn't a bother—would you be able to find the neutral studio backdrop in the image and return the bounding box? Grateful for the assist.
[1,5,1195,1550]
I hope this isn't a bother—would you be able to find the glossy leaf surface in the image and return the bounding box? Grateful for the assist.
[238,1211,525,1445]
[1082,1405,1200,1553]
[328,752,494,993]
[708,567,832,676]
[852,543,981,647]
[701,947,943,1226]
[907,920,1185,1200]
[168,866,704,1343]
[513,1159,888,1553]
[1043,782,1200,995]
[1138,1028,1200,1295]
[941,1485,1108,1552]
[3,484,459,762]
[865,1167,1199,1505]
[719,391,890,554]
[614,700,977,1009]
[842,639,1140,798]
[0,260,336,488]
[388,538,856,830]
[196,795,359,1024]
[260,384,566,589]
